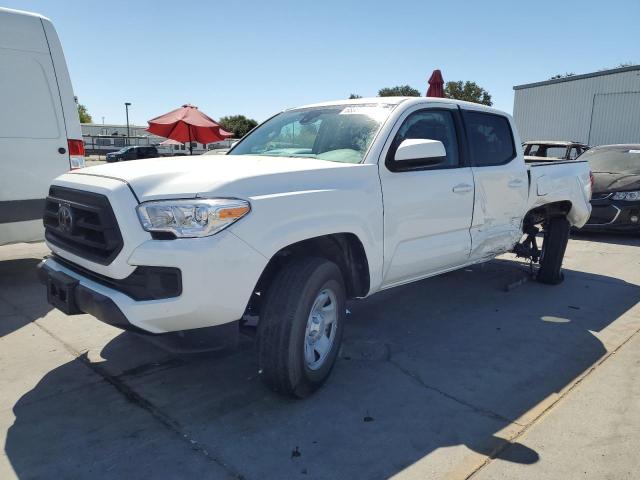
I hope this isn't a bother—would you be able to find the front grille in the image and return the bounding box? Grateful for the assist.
[43,186,123,265]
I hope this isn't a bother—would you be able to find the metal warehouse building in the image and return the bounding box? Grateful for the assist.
[513,65,640,146]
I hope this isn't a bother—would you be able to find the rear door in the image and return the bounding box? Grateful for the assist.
[462,108,528,260]
[379,103,474,287]
[0,11,72,242]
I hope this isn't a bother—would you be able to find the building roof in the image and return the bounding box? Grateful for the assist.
[513,65,640,91]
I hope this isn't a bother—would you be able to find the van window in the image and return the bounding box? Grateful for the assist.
[0,53,60,139]
[463,111,516,167]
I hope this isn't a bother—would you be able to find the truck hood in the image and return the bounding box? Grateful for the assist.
[591,172,640,194]
[73,155,360,201]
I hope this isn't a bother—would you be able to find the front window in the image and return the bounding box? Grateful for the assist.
[229,104,396,164]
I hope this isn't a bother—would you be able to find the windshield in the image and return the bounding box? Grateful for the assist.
[228,104,396,163]
[581,146,640,174]
[116,147,132,153]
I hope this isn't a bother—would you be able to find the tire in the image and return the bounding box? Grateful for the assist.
[537,217,570,285]
[257,257,345,398]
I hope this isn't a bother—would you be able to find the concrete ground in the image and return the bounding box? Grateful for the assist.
[1,233,639,479]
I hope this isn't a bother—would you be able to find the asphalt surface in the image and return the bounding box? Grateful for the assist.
[1,233,639,479]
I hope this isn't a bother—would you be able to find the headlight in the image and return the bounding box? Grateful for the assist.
[136,198,250,238]
[612,191,640,201]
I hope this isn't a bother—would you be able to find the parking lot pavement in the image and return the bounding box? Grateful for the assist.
[472,331,640,480]
[1,234,639,479]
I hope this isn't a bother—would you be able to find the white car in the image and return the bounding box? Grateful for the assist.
[39,97,592,397]
[0,8,84,246]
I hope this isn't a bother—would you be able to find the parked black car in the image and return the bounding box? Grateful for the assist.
[106,146,158,162]
[580,144,640,233]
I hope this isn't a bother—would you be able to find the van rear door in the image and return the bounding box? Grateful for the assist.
[0,8,81,244]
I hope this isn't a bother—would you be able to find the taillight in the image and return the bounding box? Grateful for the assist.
[68,139,85,170]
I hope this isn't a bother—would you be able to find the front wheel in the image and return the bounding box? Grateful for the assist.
[537,217,570,284]
[257,257,345,398]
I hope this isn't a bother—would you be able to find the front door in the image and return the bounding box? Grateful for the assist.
[379,104,474,288]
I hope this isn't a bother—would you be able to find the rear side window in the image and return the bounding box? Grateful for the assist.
[463,111,515,166]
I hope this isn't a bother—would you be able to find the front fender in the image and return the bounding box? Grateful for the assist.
[229,183,384,293]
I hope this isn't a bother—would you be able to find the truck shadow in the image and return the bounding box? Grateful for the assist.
[5,260,640,479]
[0,257,51,337]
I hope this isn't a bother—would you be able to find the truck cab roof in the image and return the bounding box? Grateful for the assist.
[292,97,506,116]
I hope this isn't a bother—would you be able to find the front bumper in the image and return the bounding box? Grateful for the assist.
[40,230,268,334]
[38,261,142,332]
[582,196,640,232]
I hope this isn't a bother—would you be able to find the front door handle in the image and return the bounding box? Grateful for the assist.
[508,179,525,188]
[452,183,473,194]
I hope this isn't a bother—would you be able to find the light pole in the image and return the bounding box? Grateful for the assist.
[124,102,131,145]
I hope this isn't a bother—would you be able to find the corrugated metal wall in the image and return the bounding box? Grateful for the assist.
[589,92,640,145]
[513,67,640,145]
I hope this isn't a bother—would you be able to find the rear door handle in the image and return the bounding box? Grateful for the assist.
[452,183,473,194]
[508,179,525,188]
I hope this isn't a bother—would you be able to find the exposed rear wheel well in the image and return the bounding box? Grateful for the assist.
[523,201,572,228]
[247,233,370,317]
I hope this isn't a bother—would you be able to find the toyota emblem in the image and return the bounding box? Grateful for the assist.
[57,204,73,233]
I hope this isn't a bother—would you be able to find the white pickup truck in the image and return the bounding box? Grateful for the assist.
[39,97,592,397]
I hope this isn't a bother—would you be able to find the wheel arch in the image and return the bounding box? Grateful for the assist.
[246,233,371,316]
[523,200,573,227]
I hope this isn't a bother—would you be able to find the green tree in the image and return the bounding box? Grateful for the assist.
[444,81,492,106]
[348,93,362,99]
[378,85,421,97]
[77,103,92,123]
[219,115,258,138]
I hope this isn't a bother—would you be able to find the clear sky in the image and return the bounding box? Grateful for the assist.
[5,0,639,125]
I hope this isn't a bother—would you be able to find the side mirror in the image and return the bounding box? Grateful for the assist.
[394,139,446,165]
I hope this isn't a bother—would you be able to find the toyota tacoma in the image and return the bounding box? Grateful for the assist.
[39,97,593,397]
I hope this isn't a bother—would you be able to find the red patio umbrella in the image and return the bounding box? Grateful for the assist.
[426,69,445,98]
[147,104,232,154]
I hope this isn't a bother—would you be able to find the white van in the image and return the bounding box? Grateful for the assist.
[0,7,84,246]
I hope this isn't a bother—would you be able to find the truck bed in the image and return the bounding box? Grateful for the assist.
[526,159,592,227]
